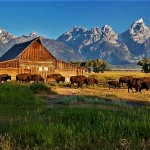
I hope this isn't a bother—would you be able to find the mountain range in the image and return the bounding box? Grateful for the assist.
[57,18,150,65]
[0,18,150,65]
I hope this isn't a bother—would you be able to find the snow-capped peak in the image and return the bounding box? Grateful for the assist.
[30,31,38,37]
[135,18,144,24]
[122,18,150,44]
[131,18,145,29]
[66,26,87,34]
[101,25,112,32]
[0,28,17,43]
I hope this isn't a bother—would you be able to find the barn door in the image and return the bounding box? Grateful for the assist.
[24,69,31,74]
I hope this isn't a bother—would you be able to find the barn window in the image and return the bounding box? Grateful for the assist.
[44,67,48,71]
[39,67,43,71]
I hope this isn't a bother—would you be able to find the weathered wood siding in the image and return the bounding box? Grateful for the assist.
[55,60,86,81]
[0,68,18,80]
[18,40,56,80]
[0,59,19,68]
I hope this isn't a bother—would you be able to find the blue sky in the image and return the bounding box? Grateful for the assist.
[0,1,149,39]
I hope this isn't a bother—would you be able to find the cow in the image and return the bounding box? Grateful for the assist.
[46,77,56,83]
[30,74,44,82]
[127,78,140,93]
[70,75,89,89]
[108,80,120,90]
[16,73,30,82]
[137,77,150,85]
[137,77,150,93]
[119,76,133,87]
[87,77,98,86]
[47,74,65,83]
[127,78,149,93]
[0,74,11,82]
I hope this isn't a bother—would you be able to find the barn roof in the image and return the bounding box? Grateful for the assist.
[0,37,41,62]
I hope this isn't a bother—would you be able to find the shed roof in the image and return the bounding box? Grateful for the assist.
[0,37,41,62]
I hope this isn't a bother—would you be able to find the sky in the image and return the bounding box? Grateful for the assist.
[0,1,150,39]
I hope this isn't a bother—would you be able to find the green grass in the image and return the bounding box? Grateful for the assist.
[0,83,150,149]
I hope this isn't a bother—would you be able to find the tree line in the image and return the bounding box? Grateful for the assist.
[70,58,150,73]
[70,59,108,73]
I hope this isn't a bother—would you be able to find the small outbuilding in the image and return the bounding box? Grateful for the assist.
[0,37,87,81]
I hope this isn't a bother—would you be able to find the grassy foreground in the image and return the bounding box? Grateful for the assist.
[0,83,150,150]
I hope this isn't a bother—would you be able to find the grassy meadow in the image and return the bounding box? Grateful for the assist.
[89,71,150,82]
[0,71,150,149]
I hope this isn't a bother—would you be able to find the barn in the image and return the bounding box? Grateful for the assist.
[0,37,87,81]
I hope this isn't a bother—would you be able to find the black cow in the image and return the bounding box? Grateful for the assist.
[0,74,11,82]
[70,75,89,88]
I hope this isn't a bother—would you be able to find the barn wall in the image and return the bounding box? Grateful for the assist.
[54,60,86,81]
[18,62,55,81]
[0,68,18,80]
[18,40,56,81]
[19,40,55,62]
[55,69,85,82]
[0,59,19,68]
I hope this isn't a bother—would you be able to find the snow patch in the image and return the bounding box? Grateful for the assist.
[0,29,2,34]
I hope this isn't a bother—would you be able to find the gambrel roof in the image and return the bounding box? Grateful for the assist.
[0,37,44,62]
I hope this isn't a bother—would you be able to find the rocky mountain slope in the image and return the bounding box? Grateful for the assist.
[57,18,150,65]
[0,31,84,62]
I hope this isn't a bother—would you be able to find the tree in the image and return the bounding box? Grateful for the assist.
[137,58,150,73]
[70,59,108,73]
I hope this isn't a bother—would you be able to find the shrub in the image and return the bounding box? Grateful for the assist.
[29,83,52,94]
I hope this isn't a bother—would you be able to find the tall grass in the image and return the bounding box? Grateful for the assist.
[1,106,150,149]
[0,83,41,108]
[0,83,150,149]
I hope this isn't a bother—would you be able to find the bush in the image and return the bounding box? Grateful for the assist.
[29,83,51,94]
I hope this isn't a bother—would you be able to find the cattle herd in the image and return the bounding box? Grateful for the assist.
[108,76,150,93]
[0,73,150,94]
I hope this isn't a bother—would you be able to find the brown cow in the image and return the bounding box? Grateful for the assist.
[137,77,150,93]
[108,80,120,90]
[47,77,56,82]
[127,78,149,93]
[119,76,133,86]
[87,77,98,86]
[31,74,44,82]
[127,78,140,93]
[47,74,65,83]
[138,77,150,85]
[70,75,89,89]
[16,73,30,82]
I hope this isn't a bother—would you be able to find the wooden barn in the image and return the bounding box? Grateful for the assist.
[0,37,87,81]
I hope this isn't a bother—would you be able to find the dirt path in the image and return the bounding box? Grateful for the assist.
[38,86,150,107]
